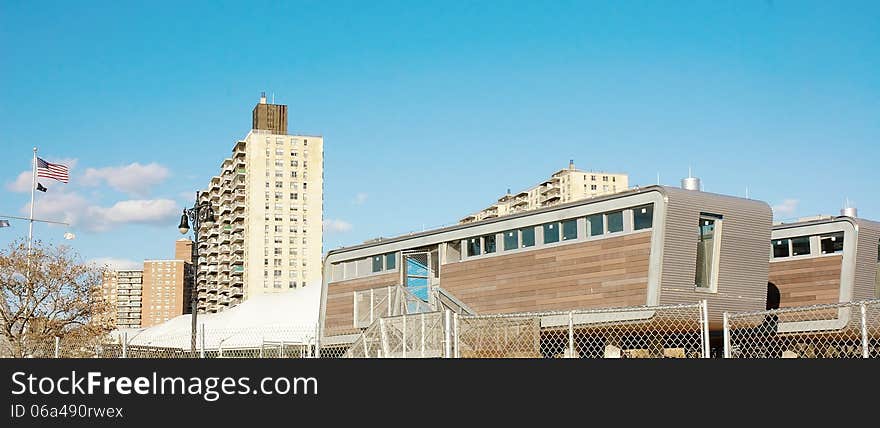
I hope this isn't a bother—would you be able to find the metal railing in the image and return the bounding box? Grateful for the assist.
[724,299,880,358]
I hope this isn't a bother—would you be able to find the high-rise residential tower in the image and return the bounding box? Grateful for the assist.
[100,270,144,329]
[195,94,324,313]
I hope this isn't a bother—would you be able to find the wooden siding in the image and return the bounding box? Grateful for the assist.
[769,255,843,307]
[439,231,652,314]
[325,272,399,336]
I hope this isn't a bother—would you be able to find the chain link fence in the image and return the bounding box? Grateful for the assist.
[724,299,880,358]
[455,302,709,358]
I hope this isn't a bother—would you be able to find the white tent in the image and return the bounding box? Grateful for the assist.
[118,280,321,351]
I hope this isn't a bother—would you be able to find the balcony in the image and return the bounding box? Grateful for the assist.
[231,233,243,243]
[232,245,244,254]
[230,287,243,297]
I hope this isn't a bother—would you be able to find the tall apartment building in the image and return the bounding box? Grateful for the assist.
[100,270,143,329]
[460,161,628,223]
[142,260,193,327]
[195,94,323,313]
[175,238,193,263]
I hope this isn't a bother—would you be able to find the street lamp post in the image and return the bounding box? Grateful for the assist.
[177,191,215,355]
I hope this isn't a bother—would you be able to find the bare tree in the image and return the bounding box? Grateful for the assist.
[0,240,112,357]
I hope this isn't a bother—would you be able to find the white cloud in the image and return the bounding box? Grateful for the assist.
[772,199,799,217]
[5,158,78,193]
[88,199,179,228]
[25,195,180,232]
[89,257,142,271]
[6,171,33,192]
[352,193,368,205]
[82,162,170,196]
[323,219,353,233]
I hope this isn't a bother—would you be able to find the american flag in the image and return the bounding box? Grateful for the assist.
[36,157,69,183]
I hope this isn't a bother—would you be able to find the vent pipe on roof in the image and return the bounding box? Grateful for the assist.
[681,167,701,191]
[260,92,267,104]
[569,159,575,170]
[841,198,857,218]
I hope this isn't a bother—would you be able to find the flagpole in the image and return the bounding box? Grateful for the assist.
[28,147,37,252]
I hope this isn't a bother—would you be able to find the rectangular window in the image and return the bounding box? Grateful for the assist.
[503,230,519,251]
[791,236,811,256]
[562,219,577,240]
[633,205,654,230]
[521,227,535,248]
[483,234,497,254]
[385,253,396,270]
[543,222,559,244]
[695,214,722,290]
[372,255,383,273]
[607,211,624,233]
[588,214,603,236]
[772,239,790,258]
[819,233,844,254]
[467,238,481,257]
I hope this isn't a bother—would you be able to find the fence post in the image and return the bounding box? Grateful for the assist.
[200,324,206,358]
[444,309,452,358]
[454,312,460,358]
[701,300,710,358]
[379,318,390,357]
[568,311,575,358]
[861,303,869,358]
[420,313,426,358]
[370,288,374,325]
[122,332,127,359]
[722,312,731,359]
[314,323,321,359]
[402,313,407,358]
[54,336,60,358]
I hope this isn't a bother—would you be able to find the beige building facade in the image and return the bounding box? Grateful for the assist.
[461,161,628,224]
[195,95,324,313]
[100,270,143,329]
[142,260,193,327]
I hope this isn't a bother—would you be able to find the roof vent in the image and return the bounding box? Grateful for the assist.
[681,168,701,191]
[841,199,857,218]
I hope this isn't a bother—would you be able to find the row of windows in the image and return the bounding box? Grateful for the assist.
[464,205,654,257]
[772,232,844,259]
[271,137,310,146]
[371,253,398,273]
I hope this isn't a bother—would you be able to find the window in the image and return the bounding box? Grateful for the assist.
[587,214,603,236]
[633,205,653,230]
[590,185,597,191]
[603,176,608,182]
[385,253,396,270]
[695,214,722,290]
[543,223,559,244]
[467,238,481,257]
[483,234,497,254]
[503,230,519,251]
[791,236,811,256]
[607,211,624,233]
[372,255,383,273]
[521,227,535,248]
[562,219,577,240]
[772,239,790,258]
[820,233,844,254]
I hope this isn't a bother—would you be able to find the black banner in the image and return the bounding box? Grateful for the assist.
[1,358,874,426]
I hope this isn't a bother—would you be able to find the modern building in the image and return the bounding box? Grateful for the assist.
[769,211,880,310]
[142,260,194,327]
[460,161,628,224]
[320,180,773,349]
[195,94,324,313]
[100,270,144,329]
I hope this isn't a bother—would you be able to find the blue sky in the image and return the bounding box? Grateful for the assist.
[1,1,878,269]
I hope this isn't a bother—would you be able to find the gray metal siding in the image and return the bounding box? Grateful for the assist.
[658,187,773,325]
[854,219,880,301]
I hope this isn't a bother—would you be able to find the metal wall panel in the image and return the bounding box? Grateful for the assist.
[658,187,773,327]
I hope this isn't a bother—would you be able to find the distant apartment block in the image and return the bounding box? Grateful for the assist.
[460,161,628,224]
[100,270,143,329]
[175,238,193,263]
[142,260,193,327]
[195,94,324,313]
